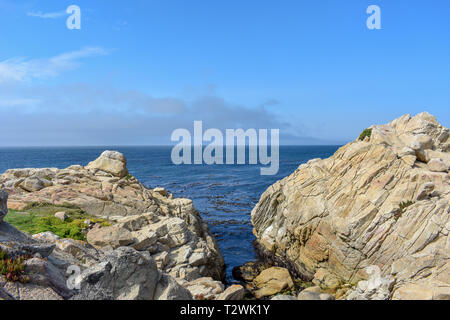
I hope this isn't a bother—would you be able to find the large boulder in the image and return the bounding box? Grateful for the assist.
[20,177,52,192]
[0,189,7,222]
[85,150,128,178]
[252,112,450,300]
[253,267,294,298]
[72,246,192,300]
[87,225,134,249]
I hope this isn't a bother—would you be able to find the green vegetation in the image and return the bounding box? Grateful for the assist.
[4,203,111,241]
[124,174,133,180]
[0,248,30,283]
[399,200,414,213]
[394,201,414,221]
[358,128,372,141]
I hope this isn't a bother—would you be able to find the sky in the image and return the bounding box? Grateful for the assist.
[0,0,449,146]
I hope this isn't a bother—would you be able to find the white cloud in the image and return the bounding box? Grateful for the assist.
[0,47,109,83]
[27,10,67,19]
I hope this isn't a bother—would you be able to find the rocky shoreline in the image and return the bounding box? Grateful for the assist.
[1,112,449,300]
[0,151,236,300]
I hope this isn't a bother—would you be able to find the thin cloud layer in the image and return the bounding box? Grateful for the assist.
[0,48,342,146]
[27,10,67,19]
[0,47,109,83]
[0,81,327,146]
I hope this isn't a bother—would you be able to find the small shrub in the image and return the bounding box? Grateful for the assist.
[124,174,133,180]
[394,201,414,221]
[0,248,30,283]
[0,249,7,260]
[358,128,372,141]
[399,201,414,213]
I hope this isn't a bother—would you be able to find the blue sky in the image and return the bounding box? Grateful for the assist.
[0,0,449,146]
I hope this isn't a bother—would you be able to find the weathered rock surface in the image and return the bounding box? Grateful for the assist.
[252,112,450,300]
[232,261,269,282]
[346,266,393,300]
[87,224,134,249]
[253,267,294,298]
[296,286,335,300]
[85,150,129,178]
[154,273,193,300]
[0,151,225,283]
[1,217,193,300]
[217,285,245,300]
[72,246,192,300]
[85,213,223,282]
[271,294,298,300]
[1,221,72,300]
[0,189,7,222]
[182,277,225,300]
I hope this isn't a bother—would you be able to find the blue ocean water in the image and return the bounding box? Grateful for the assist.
[0,146,339,282]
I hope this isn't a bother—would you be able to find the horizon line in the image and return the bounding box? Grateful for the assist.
[0,144,346,148]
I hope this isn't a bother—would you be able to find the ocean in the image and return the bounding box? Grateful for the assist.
[0,145,340,282]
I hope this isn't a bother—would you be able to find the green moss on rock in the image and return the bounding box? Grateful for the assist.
[5,204,110,241]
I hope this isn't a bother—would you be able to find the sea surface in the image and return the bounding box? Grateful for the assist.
[0,146,340,282]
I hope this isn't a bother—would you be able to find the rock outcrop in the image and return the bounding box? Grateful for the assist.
[251,112,450,300]
[1,151,226,299]
[346,265,393,300]
[85,150,129,178]
[0,151,225,283]
[72,246,192,300]
[1,220,192,300]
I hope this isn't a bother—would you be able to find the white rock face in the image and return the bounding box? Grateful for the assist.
[428,158,448,172]
[346,266,394,300]
[251,112,450,300]
[85,150,129,178]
